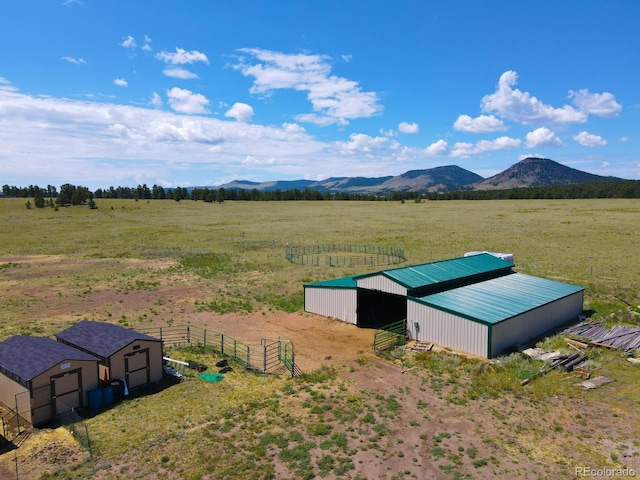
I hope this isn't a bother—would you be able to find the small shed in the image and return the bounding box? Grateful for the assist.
[407,272,584,358]
[56,320,163,391]
[0,336,100,426]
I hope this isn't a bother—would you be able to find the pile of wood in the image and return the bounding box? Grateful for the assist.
[563,321,640,351]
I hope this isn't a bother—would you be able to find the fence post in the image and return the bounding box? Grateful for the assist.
[221,334,224,356]
[203,329,207,348]
[187,324,191,344]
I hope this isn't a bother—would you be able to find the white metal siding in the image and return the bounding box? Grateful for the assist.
[407,300,489,358]
[305,287,357,325]
[356,275,408,296]
[490,291,584,357]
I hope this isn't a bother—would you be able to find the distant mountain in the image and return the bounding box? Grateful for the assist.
[471,157,619,190]
[217,165,482,194]
[206,157,621,195]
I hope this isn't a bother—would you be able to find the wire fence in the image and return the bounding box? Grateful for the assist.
[57,404,92,456]
[286,244,405,267]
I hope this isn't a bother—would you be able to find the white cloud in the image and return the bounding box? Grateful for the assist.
[573,131,607,147]
[163,67,198,79]
[453,114,505,133]
[225,102,254,122]
[234,48,382,126]
[482,70,587,124]
[61,56,86,65]
[398,122,419,134]
[525,127,563,148]
[0,77,17,92]
[167,87,210,114]
[113,78,128,87]
[338,133,388,154]
[150,92,163,109]
[141,35,153,52]
[449,136,521,158]
[569,89,621,117]
[423,139,448,156]
[620,137,629,142]
[121,35,136,49]
[156,48,209,65]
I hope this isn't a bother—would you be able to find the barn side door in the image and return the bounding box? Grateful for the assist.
[50,368,83,417]
[124,349,150,390]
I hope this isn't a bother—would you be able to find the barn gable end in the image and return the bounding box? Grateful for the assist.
[56,320,164,390]
[0,336,100,426]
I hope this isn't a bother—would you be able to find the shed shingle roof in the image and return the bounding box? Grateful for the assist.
[0,336,99,382]
[56,320,161,358]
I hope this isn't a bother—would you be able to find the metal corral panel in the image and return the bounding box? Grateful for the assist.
[304,278,358,324]
[407,299,489,357]
[490,291,584,357]
[356,274,408,296]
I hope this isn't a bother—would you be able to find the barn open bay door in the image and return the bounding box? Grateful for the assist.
[125,349,150,389]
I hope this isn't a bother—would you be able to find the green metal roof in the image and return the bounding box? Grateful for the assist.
[304,276,357,289]
[412,273,584,325]
[357,253,514,290]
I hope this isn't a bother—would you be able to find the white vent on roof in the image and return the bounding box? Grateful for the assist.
[464,251,515,263]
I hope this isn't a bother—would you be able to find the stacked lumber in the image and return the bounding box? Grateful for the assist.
[563,321,640,351]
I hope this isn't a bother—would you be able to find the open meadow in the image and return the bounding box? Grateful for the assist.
[1,197,639,479]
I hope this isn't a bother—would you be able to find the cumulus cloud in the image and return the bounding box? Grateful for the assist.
[573,131,607,147]
[61,56,86,65]
[113,78,128,87]
[225,102,254,122]
[141,35,153,52]
[482,71,587,124]
[163,67,198,79]
[398,122,419,134]
[338,133,388,154]
[150,92,163,109]
[167,87,210,114]
[449,136,521,158]
[569,89,621,117]
[453,114,506,133]
[120,35,136,49]
[156,48,209,65]
[525,127,563,148]
[423,139,448,156]
[233,48,382,126]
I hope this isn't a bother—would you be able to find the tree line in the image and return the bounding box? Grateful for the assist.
[4,179,640,209]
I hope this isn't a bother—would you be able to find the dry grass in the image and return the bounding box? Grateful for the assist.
[1,197,640,479]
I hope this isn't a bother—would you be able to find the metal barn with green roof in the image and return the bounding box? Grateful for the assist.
[407,272,584,358]
[304,253,584,358]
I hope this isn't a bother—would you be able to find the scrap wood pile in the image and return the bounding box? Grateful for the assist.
[563,321,640,351]
[521,343,592,385]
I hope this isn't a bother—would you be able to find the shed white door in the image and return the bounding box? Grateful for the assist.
[125,349,150,390]
[50,369,82,416]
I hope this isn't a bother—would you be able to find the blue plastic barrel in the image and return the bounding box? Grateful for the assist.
[87,388,103,410]
[102,386,114,406]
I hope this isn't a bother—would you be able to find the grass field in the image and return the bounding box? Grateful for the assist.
[1,197,639,479]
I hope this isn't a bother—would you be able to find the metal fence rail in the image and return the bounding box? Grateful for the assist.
[373,319,407,353]
[286,244,405,267]
[57,404,92,456]
[138,325,299,377]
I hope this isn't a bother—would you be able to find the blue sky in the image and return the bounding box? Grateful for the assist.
[1,1,638,190]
